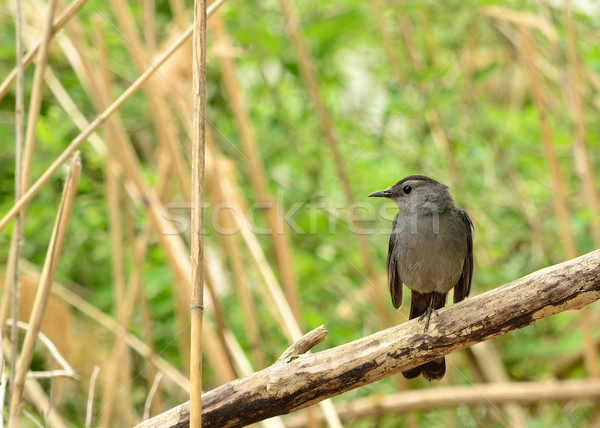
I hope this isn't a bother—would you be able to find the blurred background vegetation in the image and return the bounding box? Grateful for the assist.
[0,0,599,426]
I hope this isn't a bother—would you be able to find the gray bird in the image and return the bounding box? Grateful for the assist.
[369,174,473,380]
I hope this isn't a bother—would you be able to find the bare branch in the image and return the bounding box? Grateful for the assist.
[144,373,164,421]
[85,366,101,428]
[285,378,600,427]
[5,320,78,380]
[276,325,327,364]
[135,249,600,428]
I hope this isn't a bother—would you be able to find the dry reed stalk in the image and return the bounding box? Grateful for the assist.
[203,130,283,375]
[462,22,477,105]
[222,331,254,381]
[0,0,87,100]
[17,260,191,395]
[204,141,300,341]
[138,300,166,412]
[5,320,77,380]
[202,317,237,385]
[283,378,600,427]
[143,372,163,420]
[208,202,264,367]
[20,0,57,192]
[98,22,135,426]
[494,21,584,255]
[123,191,138,249]
[106,0,191,200]
[100,160,136,425]
[5,0,26,406]
[470,342,526,428]
[60,9,199,365]
[143,0,157,57]
[48,60,168,408]
[169,0,187,29]
[480,6,558,42]
[517,28,576,257]
[517,25,599,383]
[203,264,234,369]
[369,0,404,88]
[212,12,300,322]
[389,1,421,72]
[382,5,466,231]
[121,156,173,413]
[490,139,544,264]
[382,7,463,198]
[216,174,300,342]
[0,0,58,353]
[425,111,462,193]
[418,9,436,68]
[130,228,166,413]
[26,4,238,403]
[0,333,5,420]
[7,153,81,428]
[90,20,134,424]
[562,0,600,246]
[0,0,227,232]
[276,0,390,334]
[493,20,564,111]
[43,67,106,155]
[190,0,208,425]
[23,379,69,428]
[59,9,243,383]
[46,279,192,394]
[385,13,488,270]
[556,337,600,379]
[85,366,101,428]
[205,130,265,369]
[584,67,600,94]
[462,351,505,423]
[206,143,342,426]
[177,128,250,374]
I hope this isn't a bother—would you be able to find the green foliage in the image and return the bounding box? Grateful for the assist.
[0,0,599,425]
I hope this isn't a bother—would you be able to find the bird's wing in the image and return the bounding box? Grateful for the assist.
[453,208,474,303]
[387,214,403,309]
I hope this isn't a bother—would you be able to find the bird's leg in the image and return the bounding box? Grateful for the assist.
[418,294,436,332]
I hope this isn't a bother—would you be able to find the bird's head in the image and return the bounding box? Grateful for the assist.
[368,175,455,214]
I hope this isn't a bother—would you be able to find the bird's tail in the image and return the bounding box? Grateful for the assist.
[402,356,446,381]
[402,291,447,381]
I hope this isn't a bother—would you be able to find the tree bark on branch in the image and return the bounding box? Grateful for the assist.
[135,249,600,428]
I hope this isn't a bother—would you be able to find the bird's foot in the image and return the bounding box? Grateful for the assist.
[418,305,436,332]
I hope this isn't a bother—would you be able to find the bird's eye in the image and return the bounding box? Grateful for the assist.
[403,185,412,194]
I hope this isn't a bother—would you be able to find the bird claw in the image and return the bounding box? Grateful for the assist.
[418,305,436,332]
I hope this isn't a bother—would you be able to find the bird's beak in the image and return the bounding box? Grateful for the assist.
[368,189,392,198]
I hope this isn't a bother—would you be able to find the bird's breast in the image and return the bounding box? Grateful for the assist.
[390,212,467,293]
